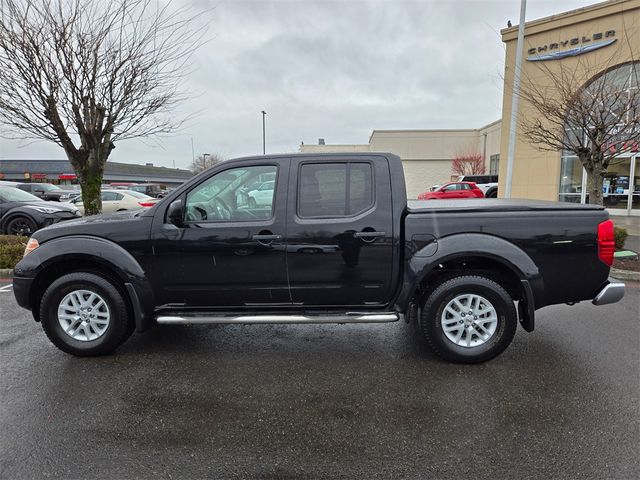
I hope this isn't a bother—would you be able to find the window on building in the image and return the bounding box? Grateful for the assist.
[489,155,500,176]
[298,162,373,218]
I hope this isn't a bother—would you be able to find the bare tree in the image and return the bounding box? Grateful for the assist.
[0,0,205,214]
[190,153,224,174]
[452,153,486,176]
[517,54,639,205]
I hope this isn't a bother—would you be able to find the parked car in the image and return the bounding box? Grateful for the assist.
[12,153,624,363]
[71,190,159,215]
[57,188,82,202]
[457,174,499,198]
[247,180,275,207]
[0,186,80,236]
[418,182,485,200]
[128,183,167,198]
[16,183,73,202]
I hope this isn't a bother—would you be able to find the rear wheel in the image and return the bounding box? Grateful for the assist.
[40,272,133,356]
[485,188,498,198]
[420,275,517,363]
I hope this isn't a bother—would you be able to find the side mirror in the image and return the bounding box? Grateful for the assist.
[167,199,184,227]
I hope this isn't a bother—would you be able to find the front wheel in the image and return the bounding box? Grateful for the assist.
[420,275,517,363]
[40,272,134,356]
[6,216,37,236]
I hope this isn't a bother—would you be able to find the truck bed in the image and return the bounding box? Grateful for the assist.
[407,199,605,213]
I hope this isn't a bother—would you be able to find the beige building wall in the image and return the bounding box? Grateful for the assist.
[402,160,455,196]
[499,0,640,200]
[369,130,481,160]
[478,120,502,161]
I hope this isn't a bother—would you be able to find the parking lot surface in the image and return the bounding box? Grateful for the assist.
[1,279,639,479]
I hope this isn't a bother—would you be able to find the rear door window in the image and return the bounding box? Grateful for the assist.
[297,162,373,218]
[102,192,119,201]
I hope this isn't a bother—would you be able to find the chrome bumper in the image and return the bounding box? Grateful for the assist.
[592,281,625,306]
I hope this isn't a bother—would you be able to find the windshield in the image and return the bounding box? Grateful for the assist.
[39,184,61,191]
[0,186,43,202]
[125,190,152,199]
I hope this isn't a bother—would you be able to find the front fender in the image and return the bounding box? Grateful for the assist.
[395,233,543,313]
[14,235,155,332]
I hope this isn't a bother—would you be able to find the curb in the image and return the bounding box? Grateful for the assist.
[0,268,13,278]
[610,267,640,282]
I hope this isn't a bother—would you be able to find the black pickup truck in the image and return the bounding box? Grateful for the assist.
[13,153,625,363]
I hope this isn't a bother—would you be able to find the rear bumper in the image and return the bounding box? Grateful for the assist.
[592,280,625,306]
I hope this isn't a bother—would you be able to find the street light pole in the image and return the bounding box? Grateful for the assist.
[261,110,267,155]
[504,0,527,198]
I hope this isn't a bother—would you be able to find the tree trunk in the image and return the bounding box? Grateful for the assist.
[587,169,605,206]
[68,145,110,216]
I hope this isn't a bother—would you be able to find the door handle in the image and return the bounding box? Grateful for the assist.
[353,231,385,242]
[252,233,282,245]
[252,234,281,241]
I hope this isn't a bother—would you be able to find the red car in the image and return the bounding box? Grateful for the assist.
[418,182,485,200]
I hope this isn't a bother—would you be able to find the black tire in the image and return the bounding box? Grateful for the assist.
[485,188,498,198]
[420,275,517,363]
[6,216,37,236]
[248,197,257,208]
[40,272,133,356]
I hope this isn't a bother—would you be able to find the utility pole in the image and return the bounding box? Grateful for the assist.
[261,111,267,155]
[504,0,527,198]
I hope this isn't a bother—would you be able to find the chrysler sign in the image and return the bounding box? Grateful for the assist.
[527,30,617,61]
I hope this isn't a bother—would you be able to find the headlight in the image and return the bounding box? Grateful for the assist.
[25,205,63,214]
[23,238,39,257]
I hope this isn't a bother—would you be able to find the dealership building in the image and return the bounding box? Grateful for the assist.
[301,0,639,215]
[0,159,192,187]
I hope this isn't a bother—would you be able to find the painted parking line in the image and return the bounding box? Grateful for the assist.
[0,284,13,292]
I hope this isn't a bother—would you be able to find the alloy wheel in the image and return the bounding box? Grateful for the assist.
[440,293,498,348]
[57,289,111,341]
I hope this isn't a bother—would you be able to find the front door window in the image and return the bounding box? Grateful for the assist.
[185,165,278,222]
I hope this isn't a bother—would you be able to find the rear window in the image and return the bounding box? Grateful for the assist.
[126,190,152,199]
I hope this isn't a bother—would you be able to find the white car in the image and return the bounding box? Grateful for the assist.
[71,189,159,215]
[456,175,498,197]
[247,181,275,207]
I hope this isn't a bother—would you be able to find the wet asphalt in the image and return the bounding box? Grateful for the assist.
[1,280,638,479]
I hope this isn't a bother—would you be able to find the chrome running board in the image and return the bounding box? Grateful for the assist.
[156,312,399,325]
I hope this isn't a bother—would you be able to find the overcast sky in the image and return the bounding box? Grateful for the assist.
[0,0,595,169]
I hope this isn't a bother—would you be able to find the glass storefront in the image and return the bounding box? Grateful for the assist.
[558,62,639,215]
[559,153,639,214]
[558,155,584,203]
